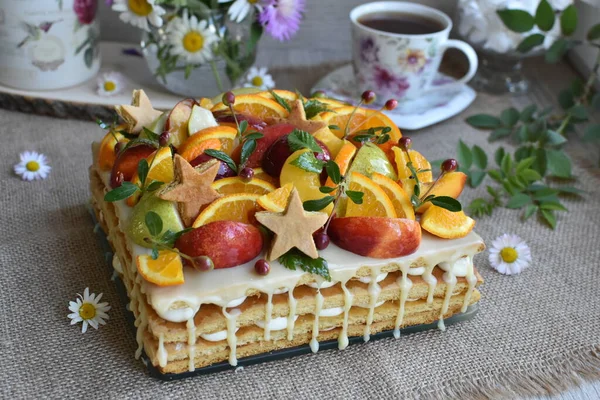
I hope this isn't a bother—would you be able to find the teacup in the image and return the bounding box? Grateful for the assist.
[350,1,478,111]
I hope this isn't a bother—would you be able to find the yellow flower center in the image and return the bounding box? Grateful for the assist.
[500,247,518,263]
[103,81,116,92]
[26,161,40,172]
[128,0,152,17]
[183,31,205,53]
[251,76,264,87]
[79,303,96,320]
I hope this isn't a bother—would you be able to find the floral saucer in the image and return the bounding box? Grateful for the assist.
[312,64,476,131]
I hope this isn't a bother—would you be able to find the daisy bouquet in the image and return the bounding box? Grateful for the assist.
[110,0,305,91]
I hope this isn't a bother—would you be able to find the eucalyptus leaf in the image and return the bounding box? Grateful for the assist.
[239,138,257,167]
[430,196,462,212]
[303,196,334,212]
[497,9,535,32]
[204,149,238,173]
[104,182,139,202]
[560,4,578,36]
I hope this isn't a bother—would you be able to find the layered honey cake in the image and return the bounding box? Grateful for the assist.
[90,89,485,375]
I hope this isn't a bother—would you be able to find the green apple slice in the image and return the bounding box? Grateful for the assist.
[348,143,397,180]
[127,193,184,248]
[188,104,218,135]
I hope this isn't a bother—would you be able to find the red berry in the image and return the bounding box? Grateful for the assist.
[398,137,412,151]
[223,91,236,106]
[239,167,254,181]
[254,259,270,275]
[385,99,398,111]
[111,171,124,188]
[158,131,170,147]
[441,158,458,172]
[313,231,330,250]
[191,256,214,271]
[361,90,376,105]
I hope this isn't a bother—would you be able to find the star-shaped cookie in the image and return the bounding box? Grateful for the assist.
[255,188,328,261]
[273,99,327,135]
[115,89,163,134]
[158,155,221,226]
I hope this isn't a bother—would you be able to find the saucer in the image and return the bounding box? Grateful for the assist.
[311,64,477,131]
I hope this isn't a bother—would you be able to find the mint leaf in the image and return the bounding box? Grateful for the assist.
[269,90,291,112]
[457,140,473,169]
[138,159,149,186]
[303,196,334,212]
[325,160,341,185]
[319,186,335,194]
[535,0,555,31]
[244,132,264,141]
[466,114,502,129]
[204,149,238,173]
[104,182,139,202]
[497,9,535,33]
[430,196,462,212]
[239,120,248,135]
[303,99,331,120]
[240,138,257,168]
[146,180,164,192]
[142,127,160,142]
[287,129,323,153]
[145,211,163,237]
[346,190,364,204]
[291,152,325,174]
[151,247,159,260]
[279,249,331,281]
[560,4,578,36]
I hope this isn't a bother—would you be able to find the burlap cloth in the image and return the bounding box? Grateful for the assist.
[1,66,599,400]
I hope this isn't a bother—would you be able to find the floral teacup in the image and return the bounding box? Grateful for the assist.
[350,2,478,112]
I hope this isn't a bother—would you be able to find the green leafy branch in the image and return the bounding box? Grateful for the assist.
[204,120,264,173]
[278,248,331,281]
[144,211,193,260]
[350,126,392,146]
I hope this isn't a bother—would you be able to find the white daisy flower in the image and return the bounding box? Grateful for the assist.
[112,0,166,32]
[488,233,532,275]
[227,0,260,23]
[243,66,275,90]
[167,9,218,64]
[96,71,126,97]
[14,151,51,181]
[67,288,111,334]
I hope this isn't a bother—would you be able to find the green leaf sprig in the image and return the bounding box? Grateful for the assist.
[143,211,193,260]
[350,126,392,146]
[278,248,331,281]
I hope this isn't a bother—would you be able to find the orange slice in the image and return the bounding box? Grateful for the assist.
[257,89,298,102]
[314,127,345,159]
[136,250,184,286]
[420,205,475,239]
[344,172,397,218]
[127,147,174,206]
[211,94,288,120]
[416,171,467,213]
[198,97,214,109]
[212,177,275,195]
[179,126,237,160]
[371,173,415,220]
[392,147,433,182]
[317,106,402,143]
[97,130,128,171]
[313,97,348,108]
[253,167,277,185]
[257,183,294,212]
[192,193,261,227]
[325,140,357,188]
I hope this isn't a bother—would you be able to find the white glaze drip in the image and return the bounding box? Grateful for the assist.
[438,259,459,332]
[200,329,240,342]
[356,300,385,309]
[263,293,273,340]
[423,264,438,304]
[186,318,196,372]
[393,267,413,339]
[408,266,425,275]
[319,307,344,317]
[273,287,289,294]
[357,272,388,284]
[338,281,353,350]
[256,315,297,331]
[223,307,241,366]
[287,288,297,340]
[310,290,324,353]
[307,280,336,289]
[226,296,247,308]
[363,268,382,342]
[462,257,477,312]
[157,333,167,368]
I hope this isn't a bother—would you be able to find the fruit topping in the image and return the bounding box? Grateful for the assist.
[370,172,415,220]
[317,106,401,143]
[254,259,270,275]
[179,125,237,160]
[416,171,467,213]
[420,205,475,239]
[392,147,432,182]
[136,250,184,286]
[192,193,261,227]
[164,98,197,148]
[257,182,294,212]
[324,141,356,188]
[127,146,175,206]
[239,167,254,181]
[190,256,215,271]
[158,155,222,227]
[231,123,295,168]
[189,153,236,180]
[188,104,218,135]
[211,176,275,195]
[313,230,330,250]
[344,172,397,218]
[211,94,288,121]
[98,130,129,171]
[328,217,421,258]
[271,99,327,135]
[109,144,155,188]
[127,193,184,248]
[347,143,397,180]
[175,221,263,269]
[262,134,330,178]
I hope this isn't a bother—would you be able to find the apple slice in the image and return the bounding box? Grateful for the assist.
[165,98,197,148]
[347,142,397,180]
[188,104,218,135]
[175,221,263,269]
[147,112,168,135]
[328,217,421,258]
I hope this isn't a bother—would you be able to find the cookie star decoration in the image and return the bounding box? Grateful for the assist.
[158,155,221,226]
[115,89,163,134]
[273,100,327,135]
[255,188,328,261]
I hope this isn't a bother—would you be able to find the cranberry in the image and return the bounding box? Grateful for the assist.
[254,259,270,276]
[222,91,236,106]
[239,167,254,181]
[313,231,330,250]
[398,137,412,151]
[385,99,398,111]
[159,131,170,147]
[361,90,376,105]
[441,158,458,173]
[191,256,214,271]
[111,171,124,188]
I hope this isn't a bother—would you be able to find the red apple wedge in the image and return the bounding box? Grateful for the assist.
[109,144,155,188]
[165,98,197,148]
[175,221,263,269]
[328,217,421,258]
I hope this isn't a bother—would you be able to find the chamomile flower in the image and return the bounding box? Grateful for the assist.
[112,0,165,32]
[14,151,51,181]
[67,288,111,333]
[243,66,275,90]
[488,234,532,275]
[167,9,218,64]
[96,71,125,96]
[227,0,261,23]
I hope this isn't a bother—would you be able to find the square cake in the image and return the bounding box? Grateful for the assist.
[90,89,485,375]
